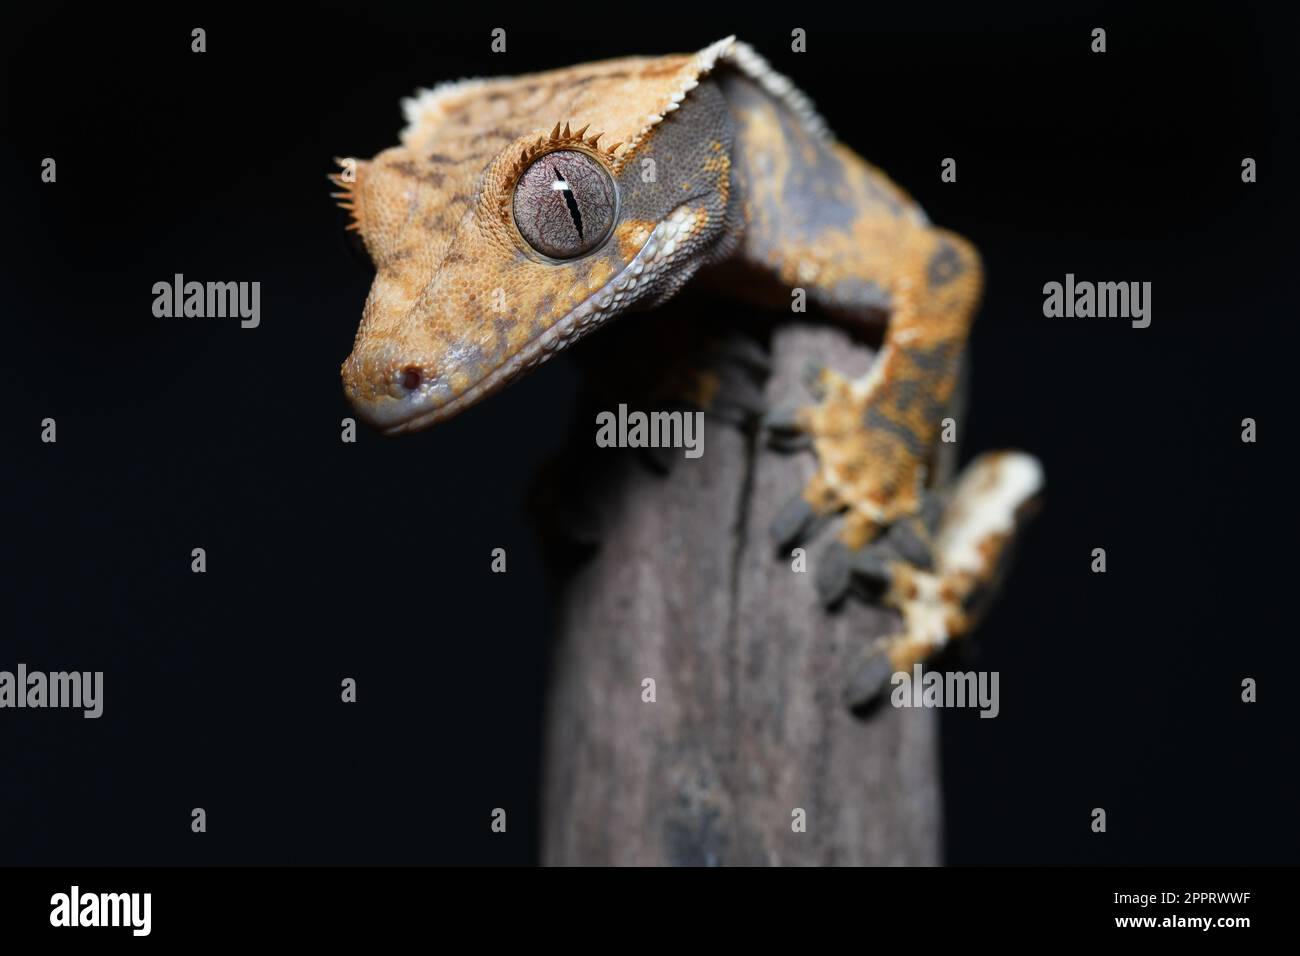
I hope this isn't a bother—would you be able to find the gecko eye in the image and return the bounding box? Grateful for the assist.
[512,150,616,259]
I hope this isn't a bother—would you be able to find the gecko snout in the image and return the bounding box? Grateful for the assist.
[340,345,439,431]
[343,323,518,434]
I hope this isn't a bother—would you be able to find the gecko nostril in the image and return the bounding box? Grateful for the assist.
[401,366,422,392]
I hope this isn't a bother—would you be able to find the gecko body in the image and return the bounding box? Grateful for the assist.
[333,37,1043,705]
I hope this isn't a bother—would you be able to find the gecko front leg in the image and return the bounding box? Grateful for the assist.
[714,67,1043,704]
[771,225,983,600]
[763,227,1043,705]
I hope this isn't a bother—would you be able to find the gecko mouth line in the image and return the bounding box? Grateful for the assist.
[378,205,696,435]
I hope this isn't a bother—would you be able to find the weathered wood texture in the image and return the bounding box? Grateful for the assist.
[541,323,941,866]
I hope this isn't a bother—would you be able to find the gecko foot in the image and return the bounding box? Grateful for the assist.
[766,358,944,603]
[847,453,1043,707]
[767,389,1045,707]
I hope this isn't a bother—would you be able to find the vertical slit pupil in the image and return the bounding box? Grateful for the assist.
[551,164,584,239]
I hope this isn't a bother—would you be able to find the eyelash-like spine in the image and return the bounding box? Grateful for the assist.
[328,156,363,232]
[498,122,623,224]
[519,122,623,166]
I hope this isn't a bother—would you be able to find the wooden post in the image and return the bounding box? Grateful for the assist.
[540,322,942,866]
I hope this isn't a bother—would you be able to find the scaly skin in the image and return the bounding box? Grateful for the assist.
[333,36,1043,705]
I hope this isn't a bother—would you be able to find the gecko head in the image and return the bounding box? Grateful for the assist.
[334,39,743,435]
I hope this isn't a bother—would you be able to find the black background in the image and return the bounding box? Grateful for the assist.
[2,2,1295,865]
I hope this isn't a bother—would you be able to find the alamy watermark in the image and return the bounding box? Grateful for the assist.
[890,664,999,718]
[0,664,103,718]
[1043,273,1151,328]
[50,886,150,936]
[152,273,260,328]
[595,403,704,459]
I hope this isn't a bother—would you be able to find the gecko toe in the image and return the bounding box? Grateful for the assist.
[763,404,813,453]
[843,651,897,710]
[850,543,897,586]
[884,519,934,571]
[762,403,803,434]
[771,496,817,549]
[815,540,853,607]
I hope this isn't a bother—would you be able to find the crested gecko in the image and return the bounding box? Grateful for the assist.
[332,36,1043,706]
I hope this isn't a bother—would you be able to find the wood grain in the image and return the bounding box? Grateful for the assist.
[541,322,941,866]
